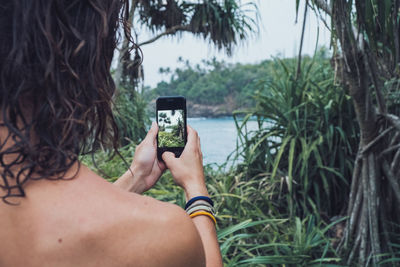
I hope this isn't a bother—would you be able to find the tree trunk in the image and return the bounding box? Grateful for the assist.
[331,1,400,265]
[114,0,137,90]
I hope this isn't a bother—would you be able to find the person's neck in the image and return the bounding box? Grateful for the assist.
[0,124,80,195]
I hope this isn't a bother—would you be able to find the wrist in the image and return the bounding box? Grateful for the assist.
[118,168,146,194]
[182,182,209,201]
[130,167,148,194]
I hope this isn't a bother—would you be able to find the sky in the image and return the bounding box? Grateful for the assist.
[132,0,331,88]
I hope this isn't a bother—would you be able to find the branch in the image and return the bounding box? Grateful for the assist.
[382,160,400,207]
[296,0,309,79]
[367,154,381,263]
[312,0,332,16]
[138,25,191,46]
[391,148,400,172]
[347,233,361,265]
[360,126,394,155]
[364,50,387,114]
[389,131,400,146]
[380,204,395,257]
[114,2,136,89]
[383,113,400,132]
[359,157,369,264]
[347,153,362,215]
[380,143,400,157]
[347,174,363,245]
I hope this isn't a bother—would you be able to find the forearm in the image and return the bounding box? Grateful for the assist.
[114,169,146,194]
[185,187,223,267]
[192,216,223,267]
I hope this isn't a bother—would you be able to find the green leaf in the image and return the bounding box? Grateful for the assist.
[271,136,292,179]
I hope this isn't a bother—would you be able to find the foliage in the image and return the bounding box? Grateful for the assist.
[84,145,343,266]
[210,166,345,266]
[233,51,359,218]
[81,144,135,182]
[114,0,258,92]
[310,0,400,264]
[158,131,185,147]
[86,51,360,265]
[148,57,273,107]
[113,84,150,145]
[137,0,258,54]
[157,109,185,147]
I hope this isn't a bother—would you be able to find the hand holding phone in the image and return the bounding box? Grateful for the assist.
[161,125,208,200]
[116,122,166,194]
[156,96,187,161]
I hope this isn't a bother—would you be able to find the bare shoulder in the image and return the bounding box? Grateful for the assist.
[101,193,206,267]
[69,167,206,267]
[0,168,206,267]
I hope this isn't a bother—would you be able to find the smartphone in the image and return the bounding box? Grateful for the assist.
[156,96,187,161]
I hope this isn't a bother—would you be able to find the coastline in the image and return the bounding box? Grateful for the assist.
[149,99,248,118]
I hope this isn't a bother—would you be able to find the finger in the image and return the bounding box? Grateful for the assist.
[162,151,178,167]
[189,125,201,152]
[154,160,167,173]
[197,135,201,149]
[143,122,158,144]
[186,125,198,149]
[197,135,203,160]
[157,159,167,171]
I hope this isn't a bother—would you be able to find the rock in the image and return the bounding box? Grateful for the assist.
[149,99,238,118]
[187,102,234,117]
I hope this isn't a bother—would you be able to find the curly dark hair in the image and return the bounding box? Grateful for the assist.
[0,0,130,204]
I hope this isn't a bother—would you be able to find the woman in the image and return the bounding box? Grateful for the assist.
[0,0,222,266]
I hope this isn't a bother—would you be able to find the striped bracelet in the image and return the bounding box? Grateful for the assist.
[185,199,212,210]
[186,204,215,216]
[185,200,214,213]
[185,196,214,210]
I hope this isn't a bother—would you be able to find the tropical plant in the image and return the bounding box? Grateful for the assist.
[86,49,361,265]
[217,216,344,267]
[81,143,136,182]
[113,0,258,89]
[113,83,150,144]
[233,52,358,219]
[205,163,344,266]
[309,0,400,265]
[112,0,258,146]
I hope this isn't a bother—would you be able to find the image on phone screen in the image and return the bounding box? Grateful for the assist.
[157,109,185,148]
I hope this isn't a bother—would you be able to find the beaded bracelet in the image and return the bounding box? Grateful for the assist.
[189,211,217,225]
[185,196,214,210]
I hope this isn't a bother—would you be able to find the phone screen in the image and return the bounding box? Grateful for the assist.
[156,96,187,160]
[157,109,185,148]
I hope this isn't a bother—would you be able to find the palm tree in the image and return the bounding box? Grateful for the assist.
[114,0,258,88]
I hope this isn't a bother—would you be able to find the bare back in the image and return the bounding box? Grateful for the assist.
[0,165,205,267]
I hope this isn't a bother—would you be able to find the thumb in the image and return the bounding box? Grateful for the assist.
[143,122,158,143]
[162,151,177,167]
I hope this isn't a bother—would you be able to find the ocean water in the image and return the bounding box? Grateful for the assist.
[188,117,258,166]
